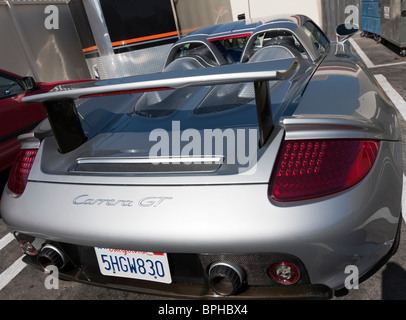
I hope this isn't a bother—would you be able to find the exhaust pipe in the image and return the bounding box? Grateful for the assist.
[208,262,246,296]
[37,244,67,270]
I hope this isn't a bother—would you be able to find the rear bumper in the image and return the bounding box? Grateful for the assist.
[18,218,401,299]
[2,140,403,293]
[21,244,333,299]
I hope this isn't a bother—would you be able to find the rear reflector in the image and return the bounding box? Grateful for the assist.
[269,262,300,285]
[270,139,379,202]
[7,149,38,196]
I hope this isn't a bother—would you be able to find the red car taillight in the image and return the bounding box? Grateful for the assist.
[269,139,379,202]
[7,149,38,196]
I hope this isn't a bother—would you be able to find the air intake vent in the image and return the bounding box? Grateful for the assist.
[69,156,223,174]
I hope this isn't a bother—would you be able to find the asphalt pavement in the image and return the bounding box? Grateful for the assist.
[1,32,406,301]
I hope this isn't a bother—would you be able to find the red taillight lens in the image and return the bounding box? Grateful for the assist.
[270,140,379,202]
[7,149,38,195]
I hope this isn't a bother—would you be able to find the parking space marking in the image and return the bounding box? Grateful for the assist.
[349,38,375,68]
[0,255,26,291]
[0,233,14,251]
[0,232,25,292]
[371,61,406,69]
[349,38,406,69]
[374,74,406,120]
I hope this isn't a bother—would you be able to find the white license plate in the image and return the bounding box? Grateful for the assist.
[94,247,172,284]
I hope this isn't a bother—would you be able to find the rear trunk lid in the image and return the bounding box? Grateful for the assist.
[23,58,309,185]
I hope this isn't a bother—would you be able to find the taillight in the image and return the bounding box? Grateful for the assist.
[7,149,38,196]
[270,139,379,202]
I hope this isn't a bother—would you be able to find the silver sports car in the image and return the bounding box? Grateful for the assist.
[1,15,403,299]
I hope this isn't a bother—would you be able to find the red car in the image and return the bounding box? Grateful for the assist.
[0,69,90,172]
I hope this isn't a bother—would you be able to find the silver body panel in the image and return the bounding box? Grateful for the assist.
[1,139,402,290]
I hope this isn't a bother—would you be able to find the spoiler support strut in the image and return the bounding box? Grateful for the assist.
[254,80,272,148]
[43,99,87,154]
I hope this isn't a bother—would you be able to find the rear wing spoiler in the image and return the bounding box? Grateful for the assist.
[23,58,298,153]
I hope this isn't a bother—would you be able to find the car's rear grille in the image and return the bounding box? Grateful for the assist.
[69,156,223,174]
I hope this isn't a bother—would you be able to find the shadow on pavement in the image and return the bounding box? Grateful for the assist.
[382,262,406,300]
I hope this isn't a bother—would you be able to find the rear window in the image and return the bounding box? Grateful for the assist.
[244,30,308,62]
[172,43,218,65]
[209,34,250,63]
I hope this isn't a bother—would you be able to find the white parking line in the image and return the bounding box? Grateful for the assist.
[349,38,375,68]
[0,255,26,291]
[0,233,14,251]
[349,37,406,69]
[374,74,406,120]
[0,233,26,292]
[371,61,406,69]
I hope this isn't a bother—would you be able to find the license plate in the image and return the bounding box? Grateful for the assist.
[94,247,172,284]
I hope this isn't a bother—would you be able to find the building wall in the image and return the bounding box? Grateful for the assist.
[229,0,322,26]
[0,0,90,82]
[0,0,362,81]
[229,0,361,40]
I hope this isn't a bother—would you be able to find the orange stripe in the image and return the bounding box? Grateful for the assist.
[82,45,98,53]
[83,31,178,53]
[111,31,178,47]
[82,20,234,53]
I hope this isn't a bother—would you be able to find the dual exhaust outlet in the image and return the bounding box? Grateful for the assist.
[37,244,67,270]
[208,262,246,296]
[36,245,247,296]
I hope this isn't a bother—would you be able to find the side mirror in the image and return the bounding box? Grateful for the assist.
[336,24,359,43]
[22,76,37,91]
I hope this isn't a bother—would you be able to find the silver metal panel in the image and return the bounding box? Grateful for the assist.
[321,0,361,40]
[85,43,173,80]
[81,0,176,79]
[12,3,90,81]
[172,0,233,36]
[380,0,406,48]
[0,4,34,77]
[82,0,113,57]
